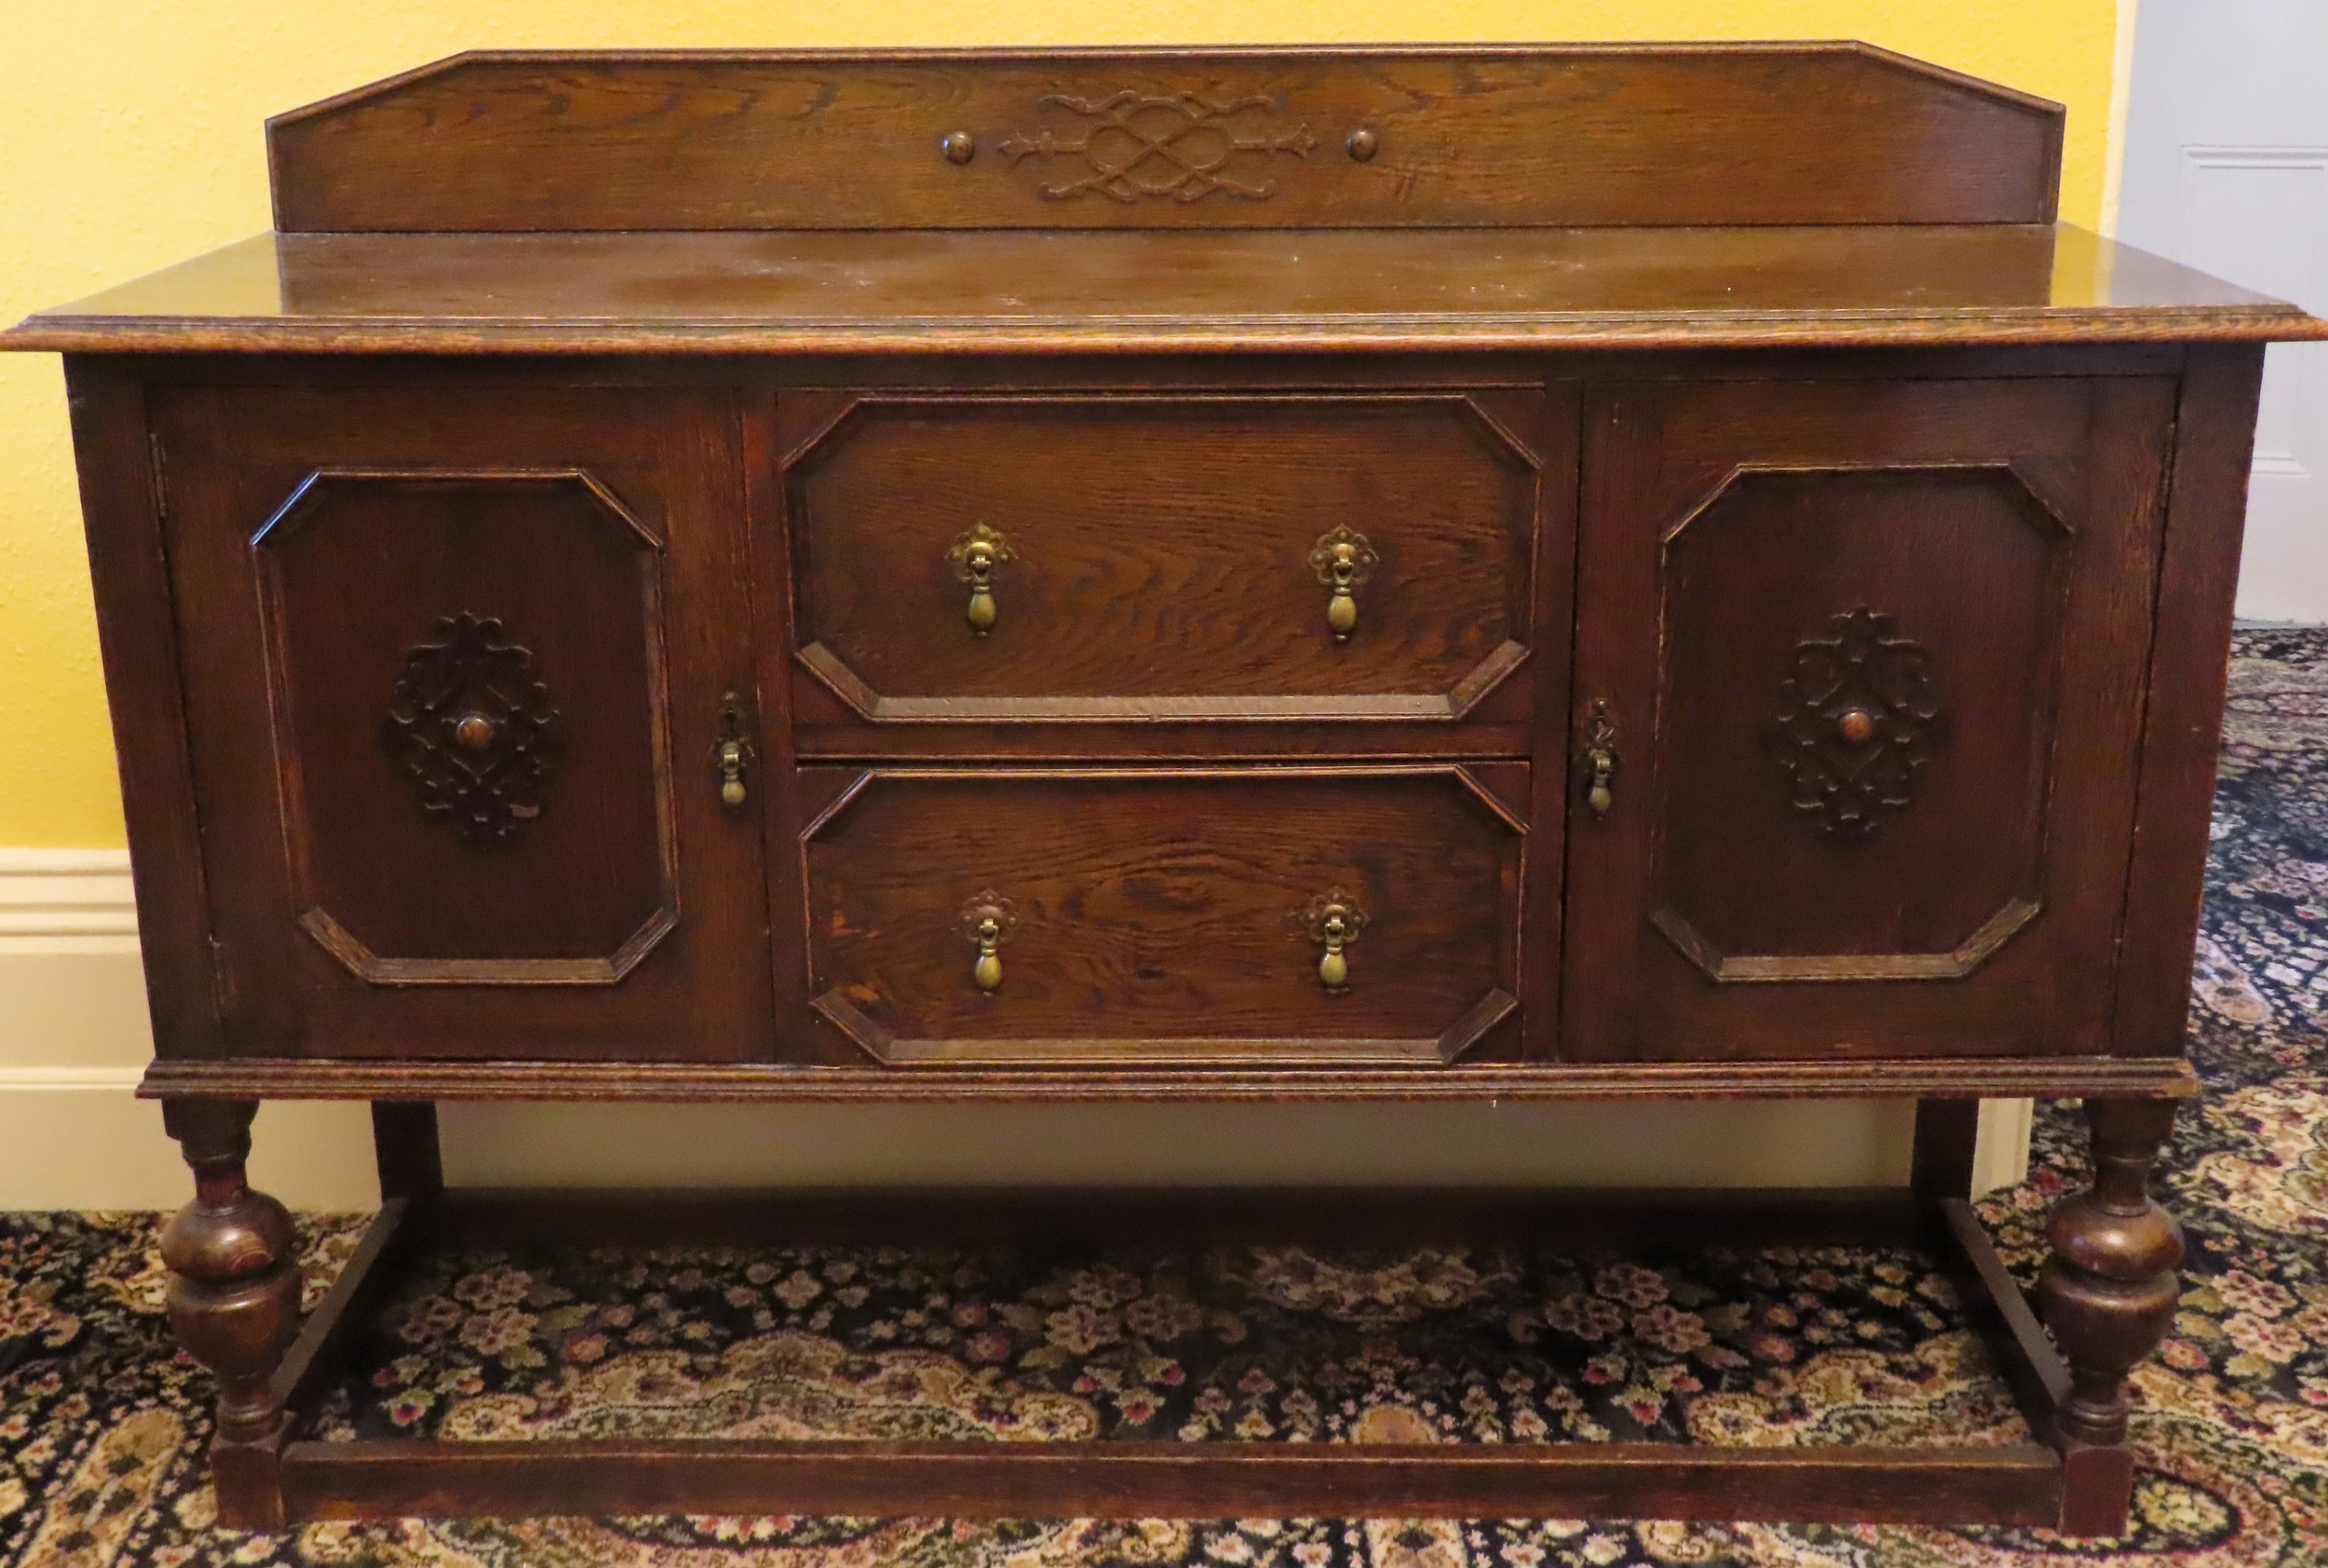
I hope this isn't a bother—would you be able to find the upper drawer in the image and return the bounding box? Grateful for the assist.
[778,390,1547,724]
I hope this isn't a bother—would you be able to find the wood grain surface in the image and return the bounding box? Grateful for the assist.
[785,391,1538,721]
[264,45,2063,233]
[1564,374,2175,1062]
[147,385,773,1062]
[9,225,2321,356]
[798,765,1525,1063]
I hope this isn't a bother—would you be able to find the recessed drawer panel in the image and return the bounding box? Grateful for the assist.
[782,392,1544,723]
[799,765,1527,1064]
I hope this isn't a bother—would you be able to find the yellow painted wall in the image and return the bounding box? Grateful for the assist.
[1,1,2124,848]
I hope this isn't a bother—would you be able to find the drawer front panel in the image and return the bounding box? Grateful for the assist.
[1563,375,2175,1061]
[799,766,1527,1063]
[783,392,1543,722]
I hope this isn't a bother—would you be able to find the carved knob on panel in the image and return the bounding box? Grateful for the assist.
[1346,128,1379,162]
[940,131,977,165]
[452,712,498,751]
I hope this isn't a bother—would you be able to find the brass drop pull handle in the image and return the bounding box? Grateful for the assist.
[711,692,757,810]
[1308,526,1379,642]
[948,523,1015,635]
[1297,888,1369,994]
[961,891,1019,993]
[1583,699,1617,818]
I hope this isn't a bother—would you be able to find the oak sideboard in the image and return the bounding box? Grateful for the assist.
[8,43,2323,1534]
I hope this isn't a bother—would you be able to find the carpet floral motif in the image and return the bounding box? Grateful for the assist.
[4,629,2328,1565]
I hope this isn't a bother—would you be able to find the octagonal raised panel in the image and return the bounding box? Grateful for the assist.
[784,392,1542,722]
[799,764,1528,1063]
[251,468,677,983]
[1650,463,2070,981]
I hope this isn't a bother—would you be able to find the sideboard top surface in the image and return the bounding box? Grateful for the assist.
[8,44,2324,355]
[7,223,2321,355]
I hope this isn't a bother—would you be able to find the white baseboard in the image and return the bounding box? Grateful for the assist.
[0,847,2037,1208]
[0,847,140,955]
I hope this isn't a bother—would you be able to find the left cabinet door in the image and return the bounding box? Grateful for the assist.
[153,385,773,1061]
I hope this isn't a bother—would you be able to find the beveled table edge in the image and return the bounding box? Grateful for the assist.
[7,304,2327,357]
[137,1054,2200,1102]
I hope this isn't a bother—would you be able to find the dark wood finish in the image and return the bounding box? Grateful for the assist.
[781,390,1541,725]
[1929,1196,2074,1436]
[136,1052,2203,1102]
[798,764,1525,1064]
[9,44,2319,1534]
[2038,1099,2185,1535]
[2112,344,2272,1057]
[280,1436,2062,1525]
[60,364,223,1059]
[269,1197,416,1419]
[1564,375,2175,1062]
[415,1183,1935,1250]
[264,46,2064,234]
[9,226,2321,357]
[158,1099,300,1529]
[147,385,773,1061]
[369,1102,442,1199]
[1911,1099,1982,1200]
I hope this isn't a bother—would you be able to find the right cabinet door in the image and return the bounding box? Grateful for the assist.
[1563,375,2175,1061]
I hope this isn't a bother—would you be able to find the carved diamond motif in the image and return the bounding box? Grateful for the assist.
[1770,607,1946,837]
[998,91,1316,203]
[381,613,565,845]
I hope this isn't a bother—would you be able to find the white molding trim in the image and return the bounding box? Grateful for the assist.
[0,847,139,953]
[0,1065,146,1091]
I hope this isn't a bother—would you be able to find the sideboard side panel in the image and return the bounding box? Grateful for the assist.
[61,358,223,1060]
[2112,343,2269,1058]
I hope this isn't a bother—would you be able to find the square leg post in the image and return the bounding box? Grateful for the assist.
[370,1101,443,1202]
[1911,1098,1981,1201]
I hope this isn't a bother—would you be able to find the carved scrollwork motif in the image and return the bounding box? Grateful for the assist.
[381,613,564,845]
[997,91,1317,203]
[1770,607,1947,837]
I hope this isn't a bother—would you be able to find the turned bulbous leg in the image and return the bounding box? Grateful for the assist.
[2036,1097,2184,1535]
[160,1099,302,1530]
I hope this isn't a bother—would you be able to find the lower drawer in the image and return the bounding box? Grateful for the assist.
[798,765,1528,1065]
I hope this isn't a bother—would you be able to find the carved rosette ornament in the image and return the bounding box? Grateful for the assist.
[381,613,565,844]
[1769,606,1947,837]
[998,92,1317,203]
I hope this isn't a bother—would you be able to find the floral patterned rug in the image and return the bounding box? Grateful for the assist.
[5,629,2327,1567]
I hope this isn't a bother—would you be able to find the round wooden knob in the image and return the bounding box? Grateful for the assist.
[1347,128,1379,162]
[1836,708,1876,745]
[940,131,976,165]
[452,712,497,750]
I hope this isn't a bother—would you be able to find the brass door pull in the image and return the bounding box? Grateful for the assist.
[1308,526,1379,642]
[1583,699,1617,817]
[1297,888,1368,993]
[961,891,1018,993]
[948,523,1015,634]
[711,692,756,810]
